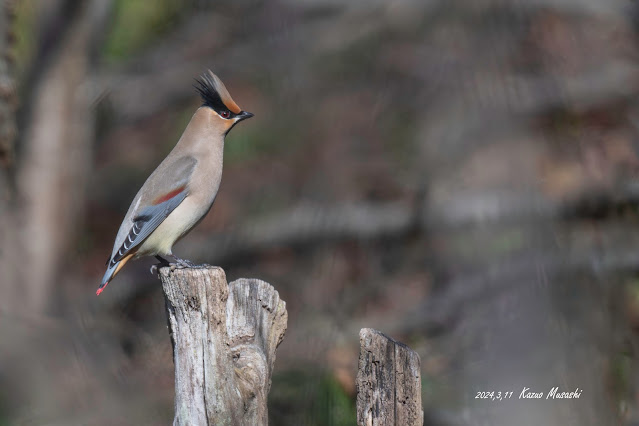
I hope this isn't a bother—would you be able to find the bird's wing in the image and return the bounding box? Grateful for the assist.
[108,155,197,265]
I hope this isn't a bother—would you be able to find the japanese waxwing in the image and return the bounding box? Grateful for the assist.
[98,70,253,295]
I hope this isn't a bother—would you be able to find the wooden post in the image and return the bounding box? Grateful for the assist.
[356,328,423,426]
[159,266,288,426]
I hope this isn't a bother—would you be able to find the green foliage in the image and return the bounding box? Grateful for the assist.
[269,369,356,426]
[610,352,632,411]
[104,0,183,62]
[12,0,37,78]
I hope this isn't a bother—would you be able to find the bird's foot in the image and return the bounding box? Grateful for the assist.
[169,254,196,268]
[150,255,171,275]
[152,255,207,272]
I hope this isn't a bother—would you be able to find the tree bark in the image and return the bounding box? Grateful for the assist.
[0,0,17,310]
[356,328,423,426]
[158,266,288,426]
[0,0,16,168]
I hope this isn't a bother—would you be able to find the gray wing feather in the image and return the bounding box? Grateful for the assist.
[108,155,196,265]
[111,191,187,263]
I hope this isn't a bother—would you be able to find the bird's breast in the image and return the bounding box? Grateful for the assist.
[136,156,224,257]
[135,195,210,256]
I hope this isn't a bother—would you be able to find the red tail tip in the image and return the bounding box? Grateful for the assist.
[96,287,104,296]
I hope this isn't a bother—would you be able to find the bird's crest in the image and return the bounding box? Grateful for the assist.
[194,70,241,114]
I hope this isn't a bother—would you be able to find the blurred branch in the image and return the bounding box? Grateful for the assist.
[416,63,637,180]
[183,183,639,263]
[425,182,639,229]
[99,182,639,312]
[184,201,420,264]
[394,242,639,337]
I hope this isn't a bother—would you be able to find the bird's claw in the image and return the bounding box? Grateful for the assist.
[178,259,195,268]
[150,256,202,274]
[169,255,196,268]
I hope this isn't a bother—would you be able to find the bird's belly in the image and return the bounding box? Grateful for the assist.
[136,197,208,257]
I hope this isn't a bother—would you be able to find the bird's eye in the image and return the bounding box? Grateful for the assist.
[220,110,231,119]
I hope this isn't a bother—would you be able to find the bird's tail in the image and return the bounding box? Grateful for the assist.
[97,254,133,295]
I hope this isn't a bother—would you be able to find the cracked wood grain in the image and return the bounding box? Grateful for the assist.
[159,266,287,426]
[356,328,423,426]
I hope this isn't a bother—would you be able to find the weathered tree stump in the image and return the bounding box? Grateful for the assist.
[356,328,423,426]
[159,266,287,426]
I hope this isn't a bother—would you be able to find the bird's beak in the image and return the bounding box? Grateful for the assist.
[237,111,254,122]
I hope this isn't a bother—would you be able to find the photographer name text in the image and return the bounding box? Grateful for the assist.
[475,387,582,401]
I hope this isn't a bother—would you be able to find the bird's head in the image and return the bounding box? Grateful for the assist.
[194,70,253,134]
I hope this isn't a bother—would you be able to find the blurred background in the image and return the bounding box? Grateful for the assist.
[1,0,639,424]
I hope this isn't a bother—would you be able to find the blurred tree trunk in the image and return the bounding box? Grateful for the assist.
[0,0,16,173]
[0,0,18,314]
[0,0,111,314]
[15,6,92,312]
[0,0,112,420]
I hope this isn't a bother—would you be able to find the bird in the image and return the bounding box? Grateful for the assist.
[98,70,253,295]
